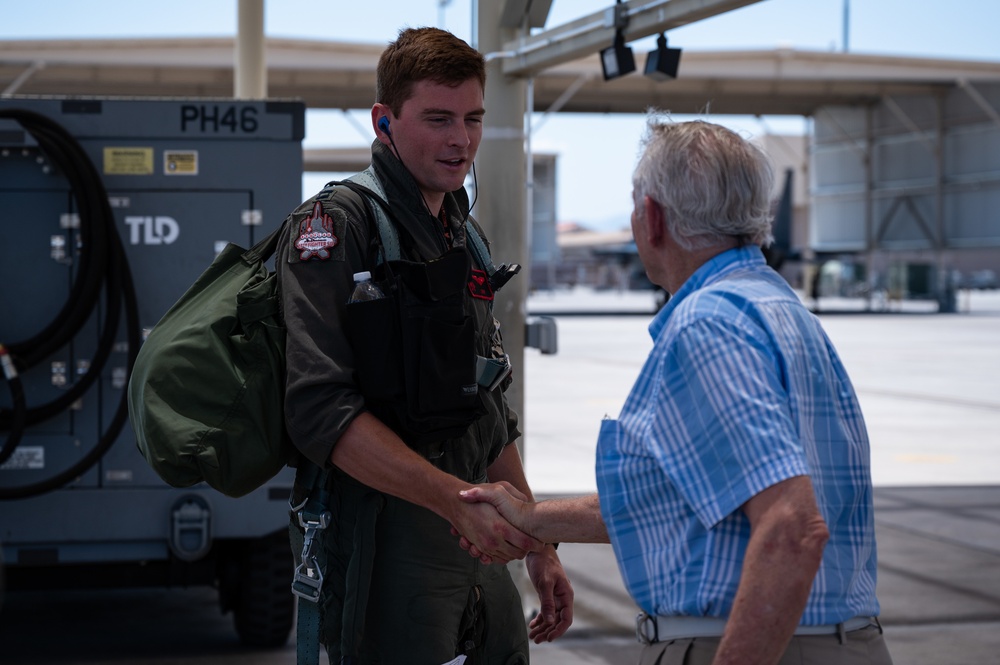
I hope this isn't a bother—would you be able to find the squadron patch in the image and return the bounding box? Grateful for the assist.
[295,202,339,261]
[468,268,494,301]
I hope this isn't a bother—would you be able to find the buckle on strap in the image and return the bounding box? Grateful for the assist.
[291,508,331,602]
[636,613,658,646]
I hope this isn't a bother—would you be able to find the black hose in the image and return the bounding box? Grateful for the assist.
[0,108,141,499]
[0,346,25,467]
[0,110,108,368]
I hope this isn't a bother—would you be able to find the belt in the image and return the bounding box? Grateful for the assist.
[635,613,878,645]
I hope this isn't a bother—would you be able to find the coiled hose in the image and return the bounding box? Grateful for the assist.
[0,108,140,500]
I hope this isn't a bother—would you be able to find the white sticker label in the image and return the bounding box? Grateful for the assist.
[0,446,45,470]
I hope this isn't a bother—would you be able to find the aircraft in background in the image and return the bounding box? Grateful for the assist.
[594,168,799,308]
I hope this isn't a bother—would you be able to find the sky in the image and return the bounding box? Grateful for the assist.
[4,0,1000,230]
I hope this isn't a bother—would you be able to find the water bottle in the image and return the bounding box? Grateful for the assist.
[348,271,385,303]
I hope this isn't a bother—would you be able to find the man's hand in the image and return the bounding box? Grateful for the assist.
[457,484,575,641]
[459,486,610,552]
[455,482,532,563]
[460,481,530,527]
[447,495,542,565]
[525,545,574,643]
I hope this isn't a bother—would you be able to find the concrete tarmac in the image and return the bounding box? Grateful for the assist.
[522,288,1000,664]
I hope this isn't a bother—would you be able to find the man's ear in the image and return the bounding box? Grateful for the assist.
[371,104,392,145]
[644,196,665,246]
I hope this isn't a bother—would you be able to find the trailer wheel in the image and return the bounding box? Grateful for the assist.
[231,530,295,648]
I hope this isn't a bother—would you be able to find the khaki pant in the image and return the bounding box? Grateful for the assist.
[639,625,893,665]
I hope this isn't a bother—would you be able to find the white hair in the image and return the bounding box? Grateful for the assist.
[632,117,774,250]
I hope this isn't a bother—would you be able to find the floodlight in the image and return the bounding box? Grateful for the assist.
[644,33,682,81]
[601,31,635,81]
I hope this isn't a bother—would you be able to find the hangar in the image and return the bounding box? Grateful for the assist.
[4,13,1000,311]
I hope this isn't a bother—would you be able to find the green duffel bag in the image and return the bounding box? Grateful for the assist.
[127,224,292,498]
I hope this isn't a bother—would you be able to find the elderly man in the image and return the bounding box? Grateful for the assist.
[460,118,893,665]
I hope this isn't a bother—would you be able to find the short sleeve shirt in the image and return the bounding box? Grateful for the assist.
[596,246,880,625]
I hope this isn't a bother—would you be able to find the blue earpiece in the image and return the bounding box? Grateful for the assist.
[378,116,391,135]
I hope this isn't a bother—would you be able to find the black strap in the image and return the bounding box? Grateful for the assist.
[292,463,332,665]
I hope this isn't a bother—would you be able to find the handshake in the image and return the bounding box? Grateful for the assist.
[451,482,607,564]
[450,482,604,643]
[452,481,541,564]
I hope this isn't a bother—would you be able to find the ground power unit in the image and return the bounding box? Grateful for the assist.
[0,96,303,646]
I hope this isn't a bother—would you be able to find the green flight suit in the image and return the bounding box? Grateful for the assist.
[278,140,528,664]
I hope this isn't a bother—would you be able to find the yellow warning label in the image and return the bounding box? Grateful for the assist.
[103,147,154,175]
[164,150,199,176]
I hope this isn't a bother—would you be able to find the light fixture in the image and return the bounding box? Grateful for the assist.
[601,30,635,81]
[600,0,634,81]
[644,33,682,81]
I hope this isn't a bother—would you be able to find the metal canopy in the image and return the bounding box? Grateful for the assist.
[498,0,762,77]
[498,0,554,28]
[4,37,1000,117]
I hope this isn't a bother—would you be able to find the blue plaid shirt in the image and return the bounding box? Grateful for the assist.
[595,245,880,624]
